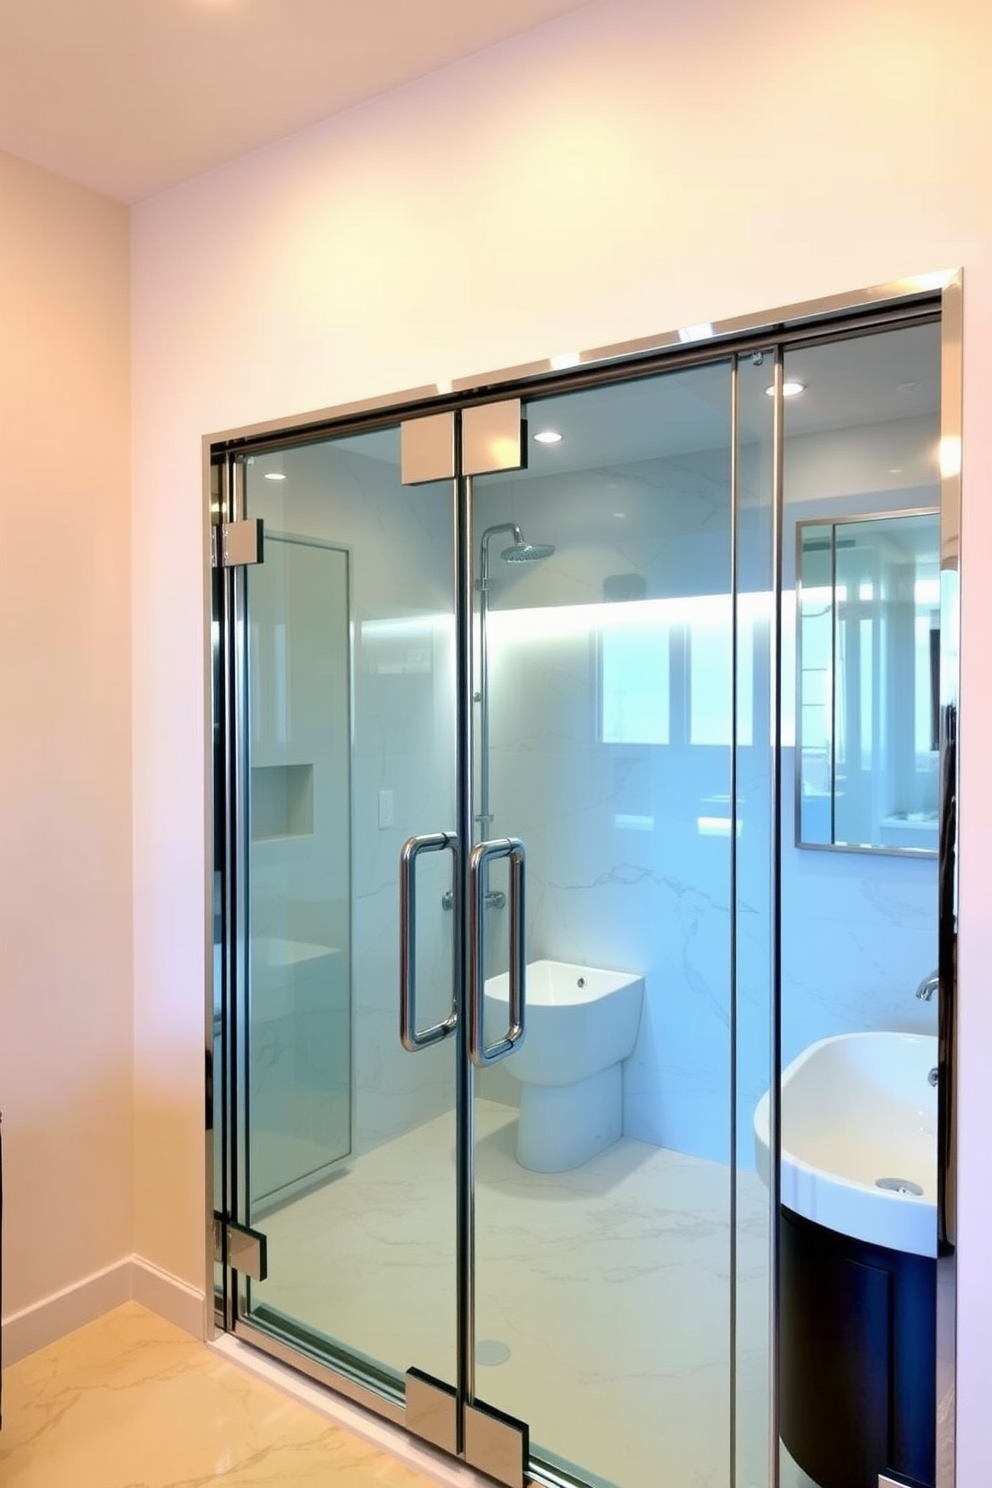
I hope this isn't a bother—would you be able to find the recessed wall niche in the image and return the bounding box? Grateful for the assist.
[250,763,314,841]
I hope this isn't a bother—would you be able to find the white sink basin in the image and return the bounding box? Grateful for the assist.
[754,1031,937,1257]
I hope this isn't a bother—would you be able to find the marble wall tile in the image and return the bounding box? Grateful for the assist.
[481,505,937,1169]
[250,443,460,1159]
[245,428,940,1175]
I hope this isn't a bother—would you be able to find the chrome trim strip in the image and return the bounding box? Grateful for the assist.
[830,520,838,848]
[208,449,229,1336]
[770,347,785,1488]
[230,456,250,1254]
[794,839,936,860]
[233,1319,406,1426]
[794,506,942,529]
[936,269,962,1488]
[729,355,739,1488]
[230,455,249,1243]
[457,459,476,1424]
[449,277,955,395]
[217,451,242,1334]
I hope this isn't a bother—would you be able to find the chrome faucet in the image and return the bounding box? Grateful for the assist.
[915,969,939,1002]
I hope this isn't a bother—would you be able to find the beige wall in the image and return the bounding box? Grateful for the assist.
[130,0,992,1479]
[0,152,132,1334]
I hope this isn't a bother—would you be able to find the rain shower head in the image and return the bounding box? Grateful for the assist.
[501,539,556,563]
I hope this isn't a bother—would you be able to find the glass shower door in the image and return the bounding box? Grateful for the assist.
[468,363,745,1488]
[232,425,461,1407]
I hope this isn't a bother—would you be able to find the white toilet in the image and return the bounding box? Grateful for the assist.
[484,958,644,1172]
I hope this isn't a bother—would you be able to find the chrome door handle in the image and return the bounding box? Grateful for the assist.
[468,837,525,1067]
[399,832,458,1050]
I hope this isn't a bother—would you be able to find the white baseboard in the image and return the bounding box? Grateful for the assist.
[130,1256,205,1338]
[2,1255,206,1365]
[1,1258,133,1364]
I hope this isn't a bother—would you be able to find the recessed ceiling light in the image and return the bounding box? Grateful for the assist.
[264,472,287,481]
[765,381,807,398]
[534,430,563,444]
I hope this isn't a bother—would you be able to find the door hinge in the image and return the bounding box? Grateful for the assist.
[211,518,264,568]
[213,1217,268,1281]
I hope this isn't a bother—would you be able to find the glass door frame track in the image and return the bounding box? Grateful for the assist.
[208,270,962,1488]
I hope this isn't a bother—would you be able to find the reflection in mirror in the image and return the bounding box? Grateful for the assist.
[797,509,940,854]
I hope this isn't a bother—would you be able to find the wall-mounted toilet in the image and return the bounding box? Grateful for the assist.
[485,958,644,1172]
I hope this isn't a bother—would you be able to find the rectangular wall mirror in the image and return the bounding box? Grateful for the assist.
[796,509,940,855]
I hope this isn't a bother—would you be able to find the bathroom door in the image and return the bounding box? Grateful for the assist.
[218,420,464,1424]
[463,363,757,1488]
[217,368,762,1488]
[217,401,545,1481]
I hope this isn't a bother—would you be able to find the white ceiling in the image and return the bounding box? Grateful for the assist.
[0,0,594,203]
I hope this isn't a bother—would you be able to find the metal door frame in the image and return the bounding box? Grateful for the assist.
[208,271,962,1488]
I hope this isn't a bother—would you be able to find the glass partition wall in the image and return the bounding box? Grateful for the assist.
[211,290,956,1488]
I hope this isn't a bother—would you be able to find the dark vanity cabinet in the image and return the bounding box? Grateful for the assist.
[780,1207,936,1488]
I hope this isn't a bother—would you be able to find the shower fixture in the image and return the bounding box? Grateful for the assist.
[476,524,556,840]
[502,539,556,563]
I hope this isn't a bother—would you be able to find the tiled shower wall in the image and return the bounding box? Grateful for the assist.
[479,422,939,1167]
[251,439,457,1161]
[248,402,939,1172]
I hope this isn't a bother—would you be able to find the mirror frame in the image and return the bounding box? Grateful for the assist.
[794,506,941,857]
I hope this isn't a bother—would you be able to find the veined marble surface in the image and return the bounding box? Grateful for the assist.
[0,1301,430,1488]
[0,1260,818,1488]
[253,1099,782,1488]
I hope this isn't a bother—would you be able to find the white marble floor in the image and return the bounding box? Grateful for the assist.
[251,1100,805,1488]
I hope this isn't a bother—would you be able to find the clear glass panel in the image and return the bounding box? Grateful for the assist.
[240,430,458,1392]
[779,324,940,1488]
[470,364,735,1488]
[735,349,775,1488]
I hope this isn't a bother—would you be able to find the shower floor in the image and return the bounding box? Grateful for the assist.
[251,1100,809,1488]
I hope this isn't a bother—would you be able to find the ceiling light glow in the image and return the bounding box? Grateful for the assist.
[533,430,563,444]
[264,472,287,481]
[765,380,807,398]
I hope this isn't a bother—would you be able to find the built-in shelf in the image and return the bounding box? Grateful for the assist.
[251,763,314,841]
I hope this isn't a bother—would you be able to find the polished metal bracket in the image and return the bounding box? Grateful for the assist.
[405,1369,458,1455]
[462,399,526,475]
[399,402,526,484]
[213,1217,268,1281]
[211,518,264,568]
[401,412,456,485]
[465,1398,529,1488]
